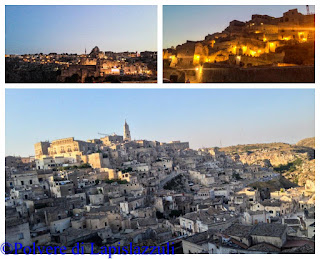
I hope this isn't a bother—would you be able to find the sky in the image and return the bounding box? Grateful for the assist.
[5,5,157,54]
[5,89,315,157]
[163,5,315,48]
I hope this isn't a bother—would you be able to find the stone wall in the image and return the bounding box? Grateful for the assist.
[201,65,314,83]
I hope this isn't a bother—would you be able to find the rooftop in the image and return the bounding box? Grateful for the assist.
[222,223,253,238]
[250,223,287,237]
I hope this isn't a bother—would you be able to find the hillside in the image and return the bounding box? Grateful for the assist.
[220,138,315,186]
[296,137,315,149]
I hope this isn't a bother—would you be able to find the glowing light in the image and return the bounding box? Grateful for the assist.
[282,37,291,41]
[258,50,262,53]
[232,46,237,54]
[297,32,308,42]
[111,68,120,74]
[250,50,256,56]
[269,42,276,52]
[193,54,201,65]
[198,66,203,75]
[195,67,199,71]
[277,63,297,67]
[242,46,247,53]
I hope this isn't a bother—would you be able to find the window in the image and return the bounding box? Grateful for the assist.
[29,180,33,184]
[21,181,24,186]
[18,233,24,240]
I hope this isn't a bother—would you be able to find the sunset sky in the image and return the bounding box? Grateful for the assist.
[6,5,157,54]
[163,5,315,48]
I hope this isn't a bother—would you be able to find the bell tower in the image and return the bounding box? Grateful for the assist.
[124,120,131,141]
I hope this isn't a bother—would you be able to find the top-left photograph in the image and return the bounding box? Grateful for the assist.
[5,5,158,83]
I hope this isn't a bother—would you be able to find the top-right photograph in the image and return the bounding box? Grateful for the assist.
[163,5,315,83]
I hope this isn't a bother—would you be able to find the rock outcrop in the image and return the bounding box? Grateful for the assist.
[220,138,315,186]
[296,137,315,149]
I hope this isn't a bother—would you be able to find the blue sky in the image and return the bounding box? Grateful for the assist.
[164,5,315,48]
[5,89,315,156]
[5,5,157,54]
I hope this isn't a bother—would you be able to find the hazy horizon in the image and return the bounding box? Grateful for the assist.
[5,47,157,56]
[6,5,157,54]
[163,5,315,49]
[5,89,315,157]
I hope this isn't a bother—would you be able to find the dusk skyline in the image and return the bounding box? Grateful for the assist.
[163,5,315,48]
[5,5,157,54]
[6,89,315,157]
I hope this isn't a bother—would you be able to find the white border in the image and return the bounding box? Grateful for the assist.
[1,0,318,258]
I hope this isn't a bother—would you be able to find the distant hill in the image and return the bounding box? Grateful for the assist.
[296,137,315,149]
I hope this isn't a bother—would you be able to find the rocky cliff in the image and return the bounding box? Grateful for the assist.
[220,138,315,186]
[296,137,315,149]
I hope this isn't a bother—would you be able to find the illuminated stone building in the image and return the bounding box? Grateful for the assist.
[34,141,51,159]
[58,46,155,83]
[164,9,315,82]
[47,137,97,157]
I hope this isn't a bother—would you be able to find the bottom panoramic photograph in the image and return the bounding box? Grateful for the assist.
[4,89,315,254]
